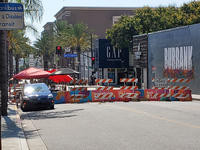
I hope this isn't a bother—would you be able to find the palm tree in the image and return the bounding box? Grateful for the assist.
[68,23,93,77]
[8,0,44,73]
[53,21,96,77]
[9,30,32,73]
[53,20,72,68]
[34,31,54,70]
[0,0,43,116]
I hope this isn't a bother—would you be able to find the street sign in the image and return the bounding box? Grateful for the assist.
[64,47,71,53]
[64,54,78,58]
[0,3,24,30]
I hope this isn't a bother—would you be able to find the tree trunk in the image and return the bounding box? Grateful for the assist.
[15,55,20,74]
[0,30,8,116]
[9,49,13,79]
[77,46,81,79]
[43,55,48,71]
[72,49,75,69]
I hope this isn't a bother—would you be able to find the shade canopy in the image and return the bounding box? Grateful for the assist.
[47,69,73,83]
[48,75,73,83]
[13,67,50,79]
[49,68,79,75]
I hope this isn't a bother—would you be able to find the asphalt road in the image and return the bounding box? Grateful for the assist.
[21,101,200,150]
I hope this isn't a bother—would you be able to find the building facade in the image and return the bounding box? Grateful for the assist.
[148,23,200,94]
[55,7,136,38]
[54,7,137,82]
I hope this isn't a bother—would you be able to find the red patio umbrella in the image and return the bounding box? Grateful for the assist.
[47,69,73,83]
[13,67,50,79]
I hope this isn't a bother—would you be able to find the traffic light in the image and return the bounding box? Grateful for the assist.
[91,57,95,65]
[56,46,62,55]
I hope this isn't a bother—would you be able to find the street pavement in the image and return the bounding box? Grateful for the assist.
[1,94,200,150]
[23,101,200,150]
[1,103,47,150]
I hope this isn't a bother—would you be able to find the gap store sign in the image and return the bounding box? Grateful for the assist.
[97,39,129,68]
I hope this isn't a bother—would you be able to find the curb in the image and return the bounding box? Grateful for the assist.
[14,105,29,150]
[193,99,200,101]
[17,108,48,150]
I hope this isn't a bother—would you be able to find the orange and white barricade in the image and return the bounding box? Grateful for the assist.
[120,78,138,83]
[96,86,113,91]
[169,86,190,90]
[120,86,138,90]
[71,87,87,91]
[152,86,170,90]
[167,78,191,83]
[70,79,88,85]
[151,92,171,100]
[95,93,114,100]
[167,78,192,101]
[120,78,138,86]
[119,92,139,99]
[95,79,113,85]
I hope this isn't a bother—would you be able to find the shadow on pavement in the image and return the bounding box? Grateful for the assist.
[1,107,23,139]
[20,109,84,120]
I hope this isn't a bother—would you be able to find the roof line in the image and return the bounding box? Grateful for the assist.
[55,6,138,18]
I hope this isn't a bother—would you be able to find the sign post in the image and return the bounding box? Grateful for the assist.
[0,2,24,149]
[0,2,24,30]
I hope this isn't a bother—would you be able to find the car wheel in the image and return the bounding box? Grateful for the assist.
[21,102,27,112]
[50,104,54,109]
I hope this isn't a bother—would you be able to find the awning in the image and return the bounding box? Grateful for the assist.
[47,69,73,83]
[49,68,79,75]
[13,67,50,79]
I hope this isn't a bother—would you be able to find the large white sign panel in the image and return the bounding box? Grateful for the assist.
[164,46,193,70]
[164,46,193,78]
[0,3,24,30]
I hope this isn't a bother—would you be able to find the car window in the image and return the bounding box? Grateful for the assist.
[24,84,50,95]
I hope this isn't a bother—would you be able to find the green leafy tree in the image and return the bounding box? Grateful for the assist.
[9,30,33,74]
[34,31,54,70]
[54,21,93,71]
[0,0,43,116]
[132,6,184,34]
[181,1,200,25]
[106,1,200,51]
[10,0,43,33]
[106,16,138,49]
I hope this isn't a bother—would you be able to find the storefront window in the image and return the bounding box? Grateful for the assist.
[108,68,115,83]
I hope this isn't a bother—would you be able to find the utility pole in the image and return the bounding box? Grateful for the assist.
[0,0,8,117]
[0,1,23,149]
[0,2,8,150]
[0,90,2,150]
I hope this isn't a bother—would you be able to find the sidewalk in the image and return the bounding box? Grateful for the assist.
[1,104,29,150]
[1,103,48,150]
[192,94,200,101]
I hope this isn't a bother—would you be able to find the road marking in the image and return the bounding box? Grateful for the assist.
[110,105,200,129]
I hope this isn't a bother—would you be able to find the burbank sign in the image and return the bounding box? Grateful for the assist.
[164,46,193,78]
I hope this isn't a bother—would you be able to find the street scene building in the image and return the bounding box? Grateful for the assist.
[148,23,200,94]
[55,7,136,38]
[53,7,137,85]
[2,1,200,150]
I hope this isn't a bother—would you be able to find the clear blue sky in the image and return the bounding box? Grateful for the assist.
[28,0,193,43]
